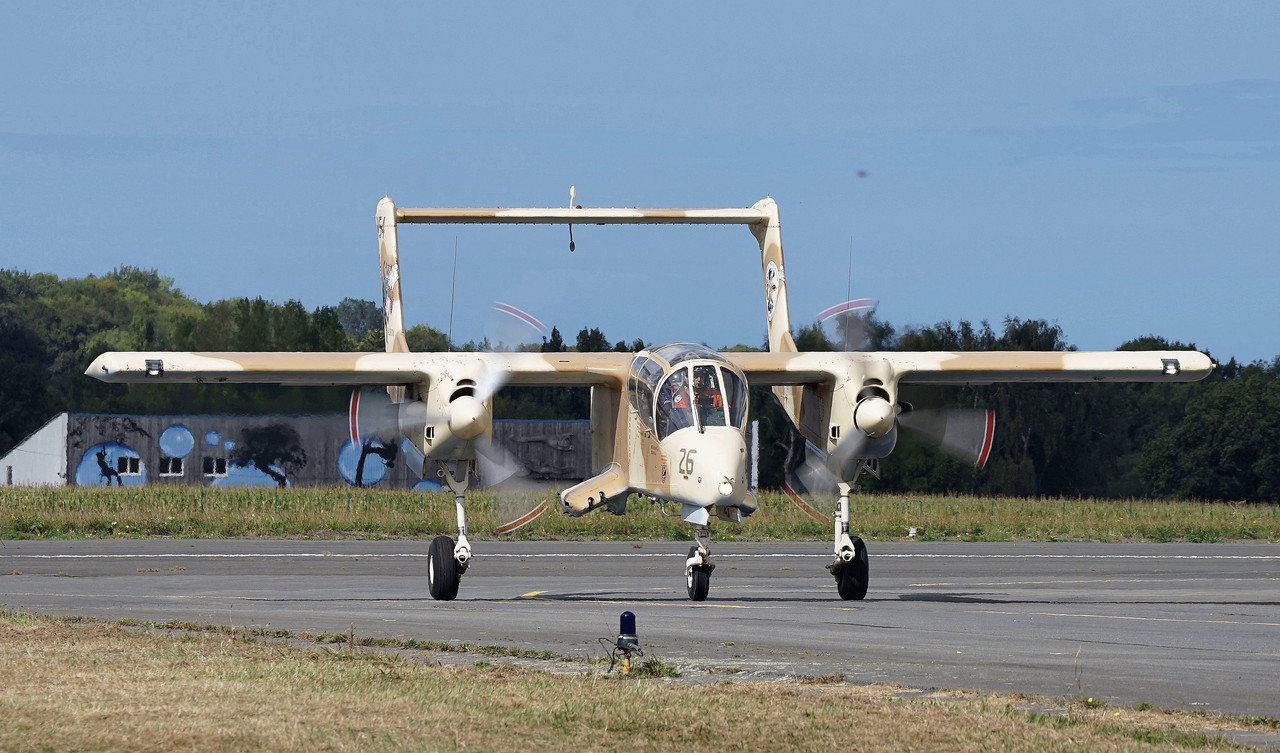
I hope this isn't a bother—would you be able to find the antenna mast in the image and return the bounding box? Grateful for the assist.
[447,236,458,351]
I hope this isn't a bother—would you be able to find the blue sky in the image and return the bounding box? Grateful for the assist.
[3,2,1277,363]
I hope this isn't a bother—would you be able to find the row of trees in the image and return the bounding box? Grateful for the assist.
[2,267,1277,500]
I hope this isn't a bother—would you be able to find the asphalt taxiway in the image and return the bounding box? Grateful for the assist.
[1,539,1276,719]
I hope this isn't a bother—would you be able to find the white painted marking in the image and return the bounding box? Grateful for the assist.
[0,553,425,560]
[0,552,1275,561]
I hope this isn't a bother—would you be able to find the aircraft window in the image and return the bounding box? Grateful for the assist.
[720,367,748,427]
[652,343,727,366]
[637,381,655,429]
[629,355,661,431]
[631,376,655,430]
[652,344,699,364]
[655,367,694,439]
[639,357,665,390]
[692,365,726,427]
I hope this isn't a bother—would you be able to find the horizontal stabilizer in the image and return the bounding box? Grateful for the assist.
[394,207,769,225]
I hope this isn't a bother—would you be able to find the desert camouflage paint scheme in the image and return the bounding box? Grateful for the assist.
[87,196,1213,601]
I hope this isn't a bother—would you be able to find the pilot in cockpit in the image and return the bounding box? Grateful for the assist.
[667,370,689,410]
[693,366,725,426]
[694,369,721,408]
[656,369,693,437]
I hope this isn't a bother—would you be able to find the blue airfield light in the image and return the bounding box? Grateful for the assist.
[618,611,639,652]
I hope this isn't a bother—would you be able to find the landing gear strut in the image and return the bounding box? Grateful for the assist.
[826,481,869,600]
[685,525,714,601]
[428,459,475,601]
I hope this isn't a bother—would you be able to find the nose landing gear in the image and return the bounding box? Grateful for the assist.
[827,481,869,600]
[684,525,714,601]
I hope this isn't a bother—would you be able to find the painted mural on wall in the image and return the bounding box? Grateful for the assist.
[222,423,306,488]
[63,414,584,490]
[335,437,441,491]
[73,442,147,487]
[69,416,360,488]
[337,438,395,486]
[68,416,154,487]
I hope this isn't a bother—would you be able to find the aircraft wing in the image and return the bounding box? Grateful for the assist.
[86,351,632,388]
[89,348,1214,389]
[723,350,1215,386]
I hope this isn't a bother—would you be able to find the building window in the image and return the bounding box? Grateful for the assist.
[159,457,184,476]
[202,457,227,476]
[115,456,141,476]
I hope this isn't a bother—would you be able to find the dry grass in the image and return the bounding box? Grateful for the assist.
[0,613,1259,752]
[1,486,1278,543]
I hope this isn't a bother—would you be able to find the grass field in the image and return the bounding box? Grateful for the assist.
[1,486,1278,542]
[0,612,1269,753]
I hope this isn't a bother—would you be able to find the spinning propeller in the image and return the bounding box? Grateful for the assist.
[346,302,557,532]
[782,300,997,522]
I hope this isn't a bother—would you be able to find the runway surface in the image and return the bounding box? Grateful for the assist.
[1,539,1277,719]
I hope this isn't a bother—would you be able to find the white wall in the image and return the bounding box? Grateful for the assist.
[1,413,68,487]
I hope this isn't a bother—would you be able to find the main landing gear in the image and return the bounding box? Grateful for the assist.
[427,459,475,601]
[826,481,869,600]
[685,525,714,601]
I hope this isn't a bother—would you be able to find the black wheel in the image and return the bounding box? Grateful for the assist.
[686,545,710,601]
[428,535,461,601]
[835,537,869,601]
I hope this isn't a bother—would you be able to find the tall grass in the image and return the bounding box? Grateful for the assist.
[1,486,1277,542]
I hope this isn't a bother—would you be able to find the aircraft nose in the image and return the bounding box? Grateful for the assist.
[661,427,748,506]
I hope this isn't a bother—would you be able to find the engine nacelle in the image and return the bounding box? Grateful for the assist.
[397,399,430,439]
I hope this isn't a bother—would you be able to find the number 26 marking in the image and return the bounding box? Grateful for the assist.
[678,448,697,475]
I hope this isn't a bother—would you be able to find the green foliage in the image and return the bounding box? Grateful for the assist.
[540,326,565,352]
[405,323,449,352]
[575,326,610,352]
[627,657,682,678]
[335,297,381,341]
[1141,372,1280,501]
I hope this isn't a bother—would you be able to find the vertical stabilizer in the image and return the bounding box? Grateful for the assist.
[749,197,797,354]
[749,197,802,421]
[376,197,409,404]
[376,197,409,354]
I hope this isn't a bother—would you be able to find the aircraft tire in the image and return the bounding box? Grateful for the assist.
[686,546,711,601]
[428,535,461,601]
[835,537,869,601]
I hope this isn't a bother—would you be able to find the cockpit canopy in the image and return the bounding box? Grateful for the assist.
[628,344,748,439]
